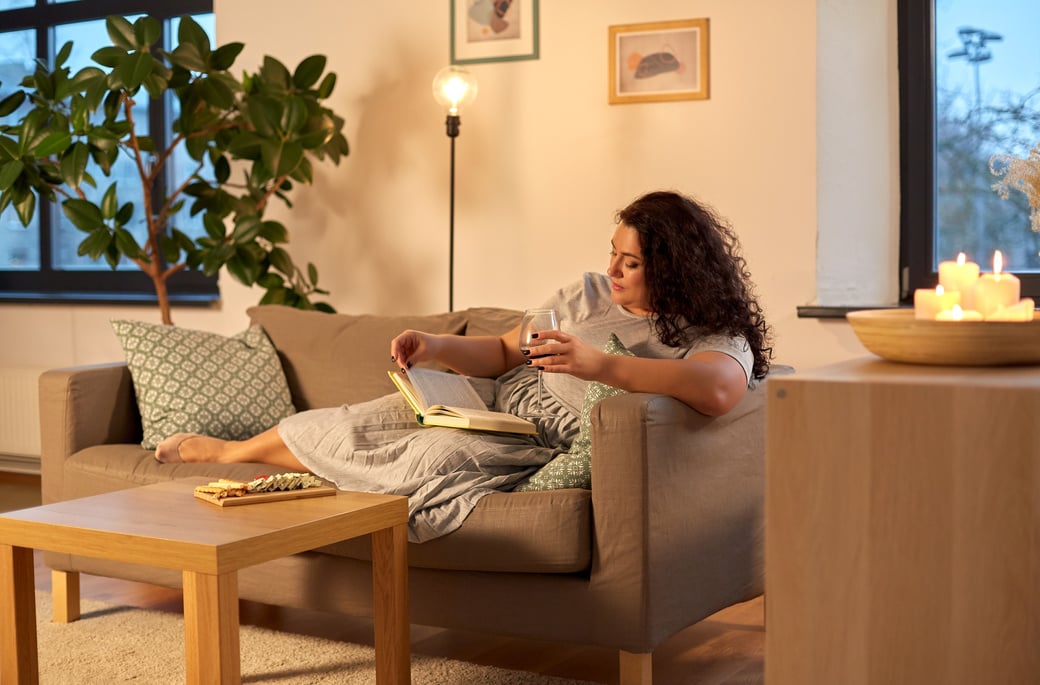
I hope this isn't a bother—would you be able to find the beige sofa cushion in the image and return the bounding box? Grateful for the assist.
[248,306,468,409]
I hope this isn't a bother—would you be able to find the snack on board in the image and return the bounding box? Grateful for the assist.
[193,479,249,499]
[193,473,324,500]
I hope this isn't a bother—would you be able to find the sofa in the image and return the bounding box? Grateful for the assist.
[39,304,778,685]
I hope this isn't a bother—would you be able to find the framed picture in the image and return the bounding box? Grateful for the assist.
[451,0,539,64]
[608,18,710,105]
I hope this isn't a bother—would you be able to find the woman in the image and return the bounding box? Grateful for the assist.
[156,190,772,540]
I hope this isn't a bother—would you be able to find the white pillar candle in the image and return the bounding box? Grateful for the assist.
[973,250,1021,318]
[985,298,1035,322]
[935,305,984,321]
[914,285,961,320]
[938,252,980,295]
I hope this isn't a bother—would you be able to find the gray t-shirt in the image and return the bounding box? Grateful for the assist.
[539,272,754,416]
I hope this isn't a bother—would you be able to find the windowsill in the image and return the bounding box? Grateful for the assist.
[0,292,220,306]
[797,304,907,319]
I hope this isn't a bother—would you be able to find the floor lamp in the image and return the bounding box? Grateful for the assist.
[432,66,477,312]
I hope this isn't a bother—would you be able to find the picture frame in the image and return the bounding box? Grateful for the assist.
[608,18,710,105]
[451,0,539,65]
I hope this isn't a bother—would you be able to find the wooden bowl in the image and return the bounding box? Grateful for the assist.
[846,308,1040,366]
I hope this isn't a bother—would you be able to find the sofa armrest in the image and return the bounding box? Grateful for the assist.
[587,378,770,650]
[39,363,141,504]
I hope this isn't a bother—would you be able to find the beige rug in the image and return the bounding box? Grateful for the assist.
[31,592,596,684]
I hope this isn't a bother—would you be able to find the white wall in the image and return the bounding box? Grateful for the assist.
[0,0,897,374]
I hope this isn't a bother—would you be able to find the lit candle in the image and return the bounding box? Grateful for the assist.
[938,252,980,297]
[985,298,1036,322]
[935,304,983,321]
[973,250,1021,318]
[914,284,961,320]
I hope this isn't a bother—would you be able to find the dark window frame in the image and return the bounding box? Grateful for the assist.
[0,0,217,304]
[898,0,1040,302]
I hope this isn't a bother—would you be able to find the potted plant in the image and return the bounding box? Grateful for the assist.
[0,14,348,324]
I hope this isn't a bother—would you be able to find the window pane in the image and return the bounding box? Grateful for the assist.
[0,0,35,9]
[51,18,148,271]
[935,0,1040,273]
[0,29,39,270]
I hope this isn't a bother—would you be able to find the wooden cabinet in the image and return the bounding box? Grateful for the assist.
[765,358,1040,684]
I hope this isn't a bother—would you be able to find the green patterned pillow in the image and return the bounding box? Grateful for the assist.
[515,333,634,491]
[112,320,296,449]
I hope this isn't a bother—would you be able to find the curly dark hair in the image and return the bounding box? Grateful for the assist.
[615,190,773,379]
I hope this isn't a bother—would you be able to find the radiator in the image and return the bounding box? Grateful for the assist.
[0,367,43,458]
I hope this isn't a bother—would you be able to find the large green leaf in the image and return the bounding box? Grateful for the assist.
[0,91,25,118]
[54,41,73,69]
[0,160,24,191]
[132,16,161,49]
[265,140,303,178]
[177,16,211,57]
[292,55,326,90]
[316,72,336,99]
[100,183,118,219]
[92,46,127,69]
[198,77,234,109]
[59,142,89,187]
[259,56,291,93]
[70,66,105,92]
[113,226,146,260]
[282,96,307,134]
[62,198,105,231]
[259,220,288,244]
[203,212,226,240]
[77,227,112,259]
[70,95,91,132]
[115,51,154,92]
[0,136,18,161]
[33,131,72,158]
[115,201,133,226]
[14,190,35,227]
[226,130,263,159]
[106,16,136,51]
[245,96,279,137]
[142,73,168,99]
[169,43,207,73]
[231,216,262,243]
[210,42,244,71]
[268,246,293,275]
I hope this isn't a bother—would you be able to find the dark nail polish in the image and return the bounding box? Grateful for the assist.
[531,333,539,339]
[525,360,532,365]
[390,356,396,362]
[407,361,413,368]
[522,349,530,356]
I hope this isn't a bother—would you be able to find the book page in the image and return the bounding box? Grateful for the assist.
[405,367,487,411]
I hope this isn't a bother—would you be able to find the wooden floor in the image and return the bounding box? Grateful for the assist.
[1,472,764,685]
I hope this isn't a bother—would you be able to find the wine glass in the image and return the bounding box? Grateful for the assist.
[519,308,560,415]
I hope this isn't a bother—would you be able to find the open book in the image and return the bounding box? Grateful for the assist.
[388,367,537,435]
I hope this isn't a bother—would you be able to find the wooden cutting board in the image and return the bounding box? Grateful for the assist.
[193,486,339,507]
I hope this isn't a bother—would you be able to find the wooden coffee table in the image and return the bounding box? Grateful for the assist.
[0,478,410,684]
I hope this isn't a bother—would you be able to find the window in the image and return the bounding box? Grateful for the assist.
[0,0,215,302]
[900,0,1040,300]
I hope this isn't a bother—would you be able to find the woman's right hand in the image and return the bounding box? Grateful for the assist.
[390,330,439,371]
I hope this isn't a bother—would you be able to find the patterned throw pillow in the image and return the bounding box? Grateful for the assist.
[514,333,634,491]
[111,320,296,449]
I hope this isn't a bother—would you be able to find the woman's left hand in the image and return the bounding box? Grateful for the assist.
[525,330,605,381]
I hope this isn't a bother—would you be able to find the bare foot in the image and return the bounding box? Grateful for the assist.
[155,433,198,463]
[155,433,227,463]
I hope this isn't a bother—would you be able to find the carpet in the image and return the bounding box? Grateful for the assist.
[30,592,597,684]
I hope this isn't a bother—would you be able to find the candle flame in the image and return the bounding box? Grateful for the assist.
[957,252,966,267]
[935,284,945,296]
[950,304,964,320]
[994,250,1004,275]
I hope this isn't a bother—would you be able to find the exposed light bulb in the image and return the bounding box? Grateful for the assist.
[432,66,478,115]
